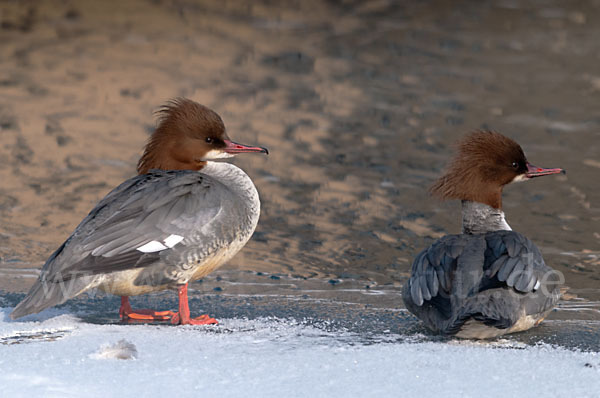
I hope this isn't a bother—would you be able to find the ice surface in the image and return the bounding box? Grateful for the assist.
[1,308,599,398]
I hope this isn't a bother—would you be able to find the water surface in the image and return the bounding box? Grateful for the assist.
[0,0,599,349]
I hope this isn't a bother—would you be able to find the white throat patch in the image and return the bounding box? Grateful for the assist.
[512,174,529,183]
[201,150,234,161]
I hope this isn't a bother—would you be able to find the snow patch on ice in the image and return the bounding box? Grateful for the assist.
[90,339,138,360]
[0,308,599,398]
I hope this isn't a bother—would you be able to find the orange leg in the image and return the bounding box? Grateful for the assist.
[170,284,218,325]
[118,285,217,325]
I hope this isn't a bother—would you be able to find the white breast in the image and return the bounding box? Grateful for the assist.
[201,161,261,226]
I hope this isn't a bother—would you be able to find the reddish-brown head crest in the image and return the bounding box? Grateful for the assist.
[137,98,267,174]
[429,131,563,209]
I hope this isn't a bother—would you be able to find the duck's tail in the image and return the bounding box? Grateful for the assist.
[10,276,92,319]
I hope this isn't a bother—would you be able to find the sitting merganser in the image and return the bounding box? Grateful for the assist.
[403,131,564,338]
[11,98,268,324]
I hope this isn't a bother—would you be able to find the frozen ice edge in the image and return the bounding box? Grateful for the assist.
[0,307,599,398]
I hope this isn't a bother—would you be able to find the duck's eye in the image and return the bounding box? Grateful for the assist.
[511,161,519,169]
[205,137,213,144]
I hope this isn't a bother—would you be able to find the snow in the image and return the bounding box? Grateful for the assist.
[1,308,599,398]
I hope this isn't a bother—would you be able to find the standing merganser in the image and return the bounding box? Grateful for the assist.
[403,131,565,339]
[11,98,268,325]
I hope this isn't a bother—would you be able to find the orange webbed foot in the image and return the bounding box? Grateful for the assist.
[171,313,218,325]
[119,296,175,322]
[118,285,218,325]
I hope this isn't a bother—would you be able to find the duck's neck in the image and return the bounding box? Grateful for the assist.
[200,161,260,218]
[461,200,511,234]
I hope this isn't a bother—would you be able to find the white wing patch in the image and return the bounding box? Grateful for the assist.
[164,234,184,248]
[136,234,184,253]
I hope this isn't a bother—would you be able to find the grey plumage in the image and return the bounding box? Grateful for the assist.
[497,256,520,282]
[11,166,259,319]
[403,230,561,338]
[409,133,564,338]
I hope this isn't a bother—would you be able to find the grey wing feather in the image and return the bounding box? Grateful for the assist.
[409,251,427,305]
[407,231,548,310]
[430,270,439,296]
[498,256,520,282]
[430,244,444,266]
[410,278,423,306]
[487,234,504,258]
[522,273,537,292]
[404,230,557,335]
[487,255,508,278]
[40,170,224,279]
[442,253,454,272]
[425,264,437,297]
[100,235,153,258]
[407,235,464,306]
[419,275,431,301]
[59,251,160,280]
[506,259,526,287]
[440,253,454,292]
[485,231,544,293]
[515,267,533,292]
[449,241,464,258]
[435,266,446,292]
[503,234,519,257]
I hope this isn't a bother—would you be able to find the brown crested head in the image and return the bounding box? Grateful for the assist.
[429,131,563,209]
[137,98,267,174]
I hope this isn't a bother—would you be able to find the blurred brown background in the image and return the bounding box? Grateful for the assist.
[0,0,598,323]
